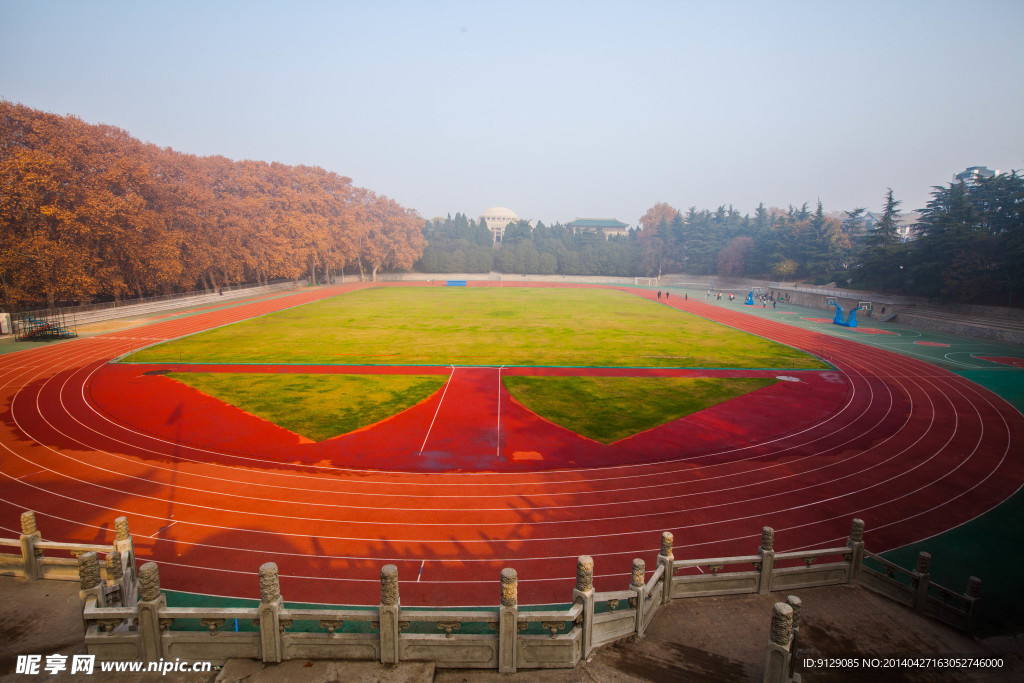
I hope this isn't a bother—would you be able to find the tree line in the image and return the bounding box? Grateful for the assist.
[417,214,639,276]
[421,175,1022,305]
[859,176,1023,303]
[0,101,423,310]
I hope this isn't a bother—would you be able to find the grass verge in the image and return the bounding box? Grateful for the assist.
[503,375,777,443]
[169,372,447,442]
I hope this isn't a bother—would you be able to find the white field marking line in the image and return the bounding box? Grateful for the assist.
[419,365,456,454]
[14,469,45,480]
[418,559,425,581]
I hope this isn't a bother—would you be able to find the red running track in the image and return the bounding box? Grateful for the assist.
[1,282,1022,607]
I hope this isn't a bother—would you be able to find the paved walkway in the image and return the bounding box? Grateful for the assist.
[2,577,1022,682]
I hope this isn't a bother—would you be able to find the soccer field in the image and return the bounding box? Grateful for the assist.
[124,287,826,442]
[129,286,828,369]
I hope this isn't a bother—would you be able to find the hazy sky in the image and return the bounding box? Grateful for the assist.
[2,0,1022,225]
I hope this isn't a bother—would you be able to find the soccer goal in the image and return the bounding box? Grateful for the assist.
[634,277,658,286]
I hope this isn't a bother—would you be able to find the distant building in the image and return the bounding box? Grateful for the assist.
[568,218,630,239]
[479,207,519,243]
[859,211,920,242]
[953,166,1000,184]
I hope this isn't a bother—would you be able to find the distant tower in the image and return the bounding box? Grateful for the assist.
[953,166,999,185]
[479,207,519,244]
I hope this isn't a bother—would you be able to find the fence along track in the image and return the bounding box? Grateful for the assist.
[0,514,981,674]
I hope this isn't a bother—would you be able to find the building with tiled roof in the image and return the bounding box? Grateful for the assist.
[568,218,630,239]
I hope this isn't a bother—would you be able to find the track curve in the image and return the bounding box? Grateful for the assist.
[1,283,1021,606]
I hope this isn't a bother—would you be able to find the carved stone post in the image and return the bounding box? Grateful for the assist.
[498,568,518,674]
[846,518,865,584]
[785,595,801,633]
[20,511,42,580]
[786,595,802,679]
[573,556,595,658]
[965,576,981,633]
[258,562,283,663]
[631,559,646,638]
[657,531,674,604]
[104,551,124,606]
[78,550,104,613]
[758,527,776,595]
[379,564,400,665]
[113,516,136,598]
[762,602,794,683]
[912,552,931,614]
[136,562,166,663]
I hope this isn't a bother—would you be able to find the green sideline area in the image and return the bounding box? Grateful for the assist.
[170,373,447,441]
[504,375,776,443]
[126,287,828,369]
[660,283,1024,636]
[879,368,1024,636]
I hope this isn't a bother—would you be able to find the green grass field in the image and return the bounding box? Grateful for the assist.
[171,373,447,442]
[503,375,777,443]
[131,287,827,369]
[133,287,824,442]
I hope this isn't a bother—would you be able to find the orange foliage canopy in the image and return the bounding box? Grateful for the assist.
[637,202,680,235]
[0,101,424,308]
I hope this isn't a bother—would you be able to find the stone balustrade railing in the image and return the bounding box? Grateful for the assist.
[0,514,982,675]
[0,511,137,608]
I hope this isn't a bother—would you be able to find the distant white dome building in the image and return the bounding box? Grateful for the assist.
[479,207,519,243]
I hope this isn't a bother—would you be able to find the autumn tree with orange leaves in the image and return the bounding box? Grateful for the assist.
[0,101,424,309]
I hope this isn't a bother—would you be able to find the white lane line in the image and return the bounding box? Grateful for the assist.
[419,366,455,454]
[146,520,177,539]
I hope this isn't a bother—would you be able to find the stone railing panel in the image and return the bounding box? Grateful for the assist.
[517,630,582,669]
[670,556,762,598]
[399,634,498,668]
[770,547,852,591]
[282,632,379,662]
